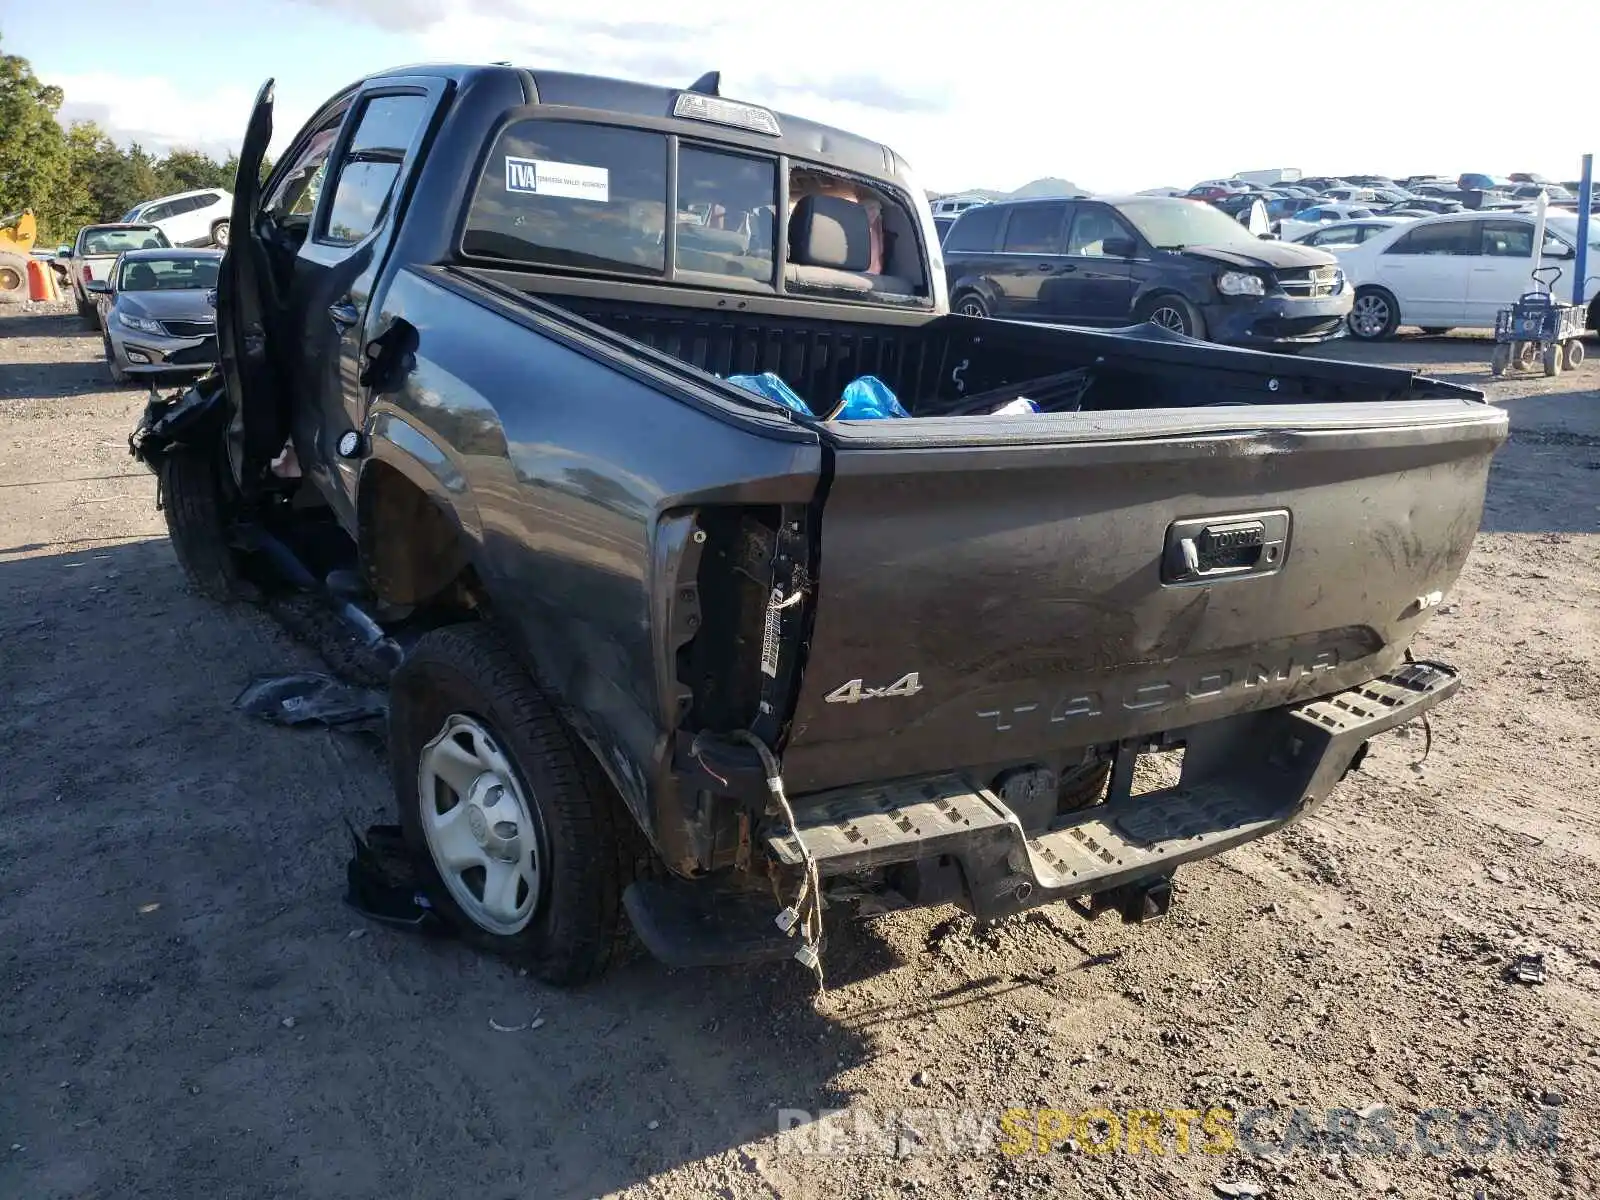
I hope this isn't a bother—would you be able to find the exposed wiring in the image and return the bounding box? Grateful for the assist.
[731,729,825,992]
[687,734,730,788]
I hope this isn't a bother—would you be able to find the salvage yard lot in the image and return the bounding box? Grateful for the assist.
[2,302,1598,1200]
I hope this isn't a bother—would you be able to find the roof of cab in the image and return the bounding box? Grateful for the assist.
[361,62,899,180]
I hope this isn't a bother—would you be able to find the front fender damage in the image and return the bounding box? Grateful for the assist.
[128,369,230,470]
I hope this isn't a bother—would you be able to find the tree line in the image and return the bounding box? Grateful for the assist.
[2,35,266,243]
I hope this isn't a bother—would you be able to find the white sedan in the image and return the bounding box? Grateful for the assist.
[1336,212,1600,339]
[1277,202,1379,242]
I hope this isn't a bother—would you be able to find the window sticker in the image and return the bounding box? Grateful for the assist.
[504,156,610,202]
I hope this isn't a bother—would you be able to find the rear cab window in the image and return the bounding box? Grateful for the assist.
[461,118,930,306]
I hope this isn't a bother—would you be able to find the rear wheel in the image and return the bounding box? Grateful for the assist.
[211,220,230,248]
[1562,339,1585,371]
[1347,287,1400,340]
[954,292,990,318]
[390,623,631,985]
[1138,294,1205,339]
[159,444,245,601]
[1490,344,1510,377]
[1542,343,1562,377]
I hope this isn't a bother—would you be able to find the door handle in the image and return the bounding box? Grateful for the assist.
[328,300,360,330]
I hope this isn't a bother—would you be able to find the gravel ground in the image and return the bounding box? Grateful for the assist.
[2,301,1598,1200]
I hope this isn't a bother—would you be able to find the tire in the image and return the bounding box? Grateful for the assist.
[1562,339,1585,371]
[103,334,129,384]
[1138,293,1205,339]
[1059,761,1111,813]
[211,220,230,248]
[80,290,100,328]
[1419,327,1453,335]
[1542,343,1562,377]
[954,292,989,318]
[390,623,632,985]
[1490,344,1510,377]
[159,444,245,602]
[0,250,28,305]
[1347,287,1400,341]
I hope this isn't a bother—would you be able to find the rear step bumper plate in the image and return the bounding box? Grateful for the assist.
[769,661,1459,921]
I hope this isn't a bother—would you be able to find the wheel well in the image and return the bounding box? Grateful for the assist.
[1136,289,1188,314]
[358,461,478,612]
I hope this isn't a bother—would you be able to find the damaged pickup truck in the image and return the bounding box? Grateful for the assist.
[132,63,1507,986]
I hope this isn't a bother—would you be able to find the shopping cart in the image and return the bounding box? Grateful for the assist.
[1491,266,1586,377]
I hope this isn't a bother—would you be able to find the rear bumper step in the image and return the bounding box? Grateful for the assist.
[768,661,1459,921]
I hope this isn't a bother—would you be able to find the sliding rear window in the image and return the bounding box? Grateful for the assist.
[463,122,668,276]
[462,120,778,283]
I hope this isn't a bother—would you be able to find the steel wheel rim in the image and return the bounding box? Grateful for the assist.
[1350,294,1389,338]
[0,266,22,291]
[418,713,543,935]
[1149,306,1187,333]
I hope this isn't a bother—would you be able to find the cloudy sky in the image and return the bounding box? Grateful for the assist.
[7,0,1597,193]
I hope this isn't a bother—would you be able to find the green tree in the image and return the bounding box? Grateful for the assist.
[157,147,233,193]
[0,34,70,232]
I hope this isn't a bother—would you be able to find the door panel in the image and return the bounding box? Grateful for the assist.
[219,78,281,492]
[1374,219,1480,325]
[993,202,1070,317]
[1464,220,1537,326]
[1043,204,1137,324]
[287,82,444,529]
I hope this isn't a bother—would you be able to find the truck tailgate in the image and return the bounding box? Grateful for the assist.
[778,400,1507,795]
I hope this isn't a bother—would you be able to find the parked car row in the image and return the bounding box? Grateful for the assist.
[53,218,222,384]
[933,188,1599,349]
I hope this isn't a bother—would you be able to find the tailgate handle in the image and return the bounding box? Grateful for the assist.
[1163,510,1290,586]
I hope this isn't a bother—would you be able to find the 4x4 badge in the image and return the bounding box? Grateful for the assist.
[824,673,923,704]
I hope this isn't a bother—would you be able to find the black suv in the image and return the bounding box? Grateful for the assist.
[943,196,1353,347]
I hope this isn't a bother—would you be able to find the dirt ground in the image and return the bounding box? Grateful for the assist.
[2,301,1597,1200]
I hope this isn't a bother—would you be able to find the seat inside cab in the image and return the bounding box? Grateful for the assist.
[784,183,925,301]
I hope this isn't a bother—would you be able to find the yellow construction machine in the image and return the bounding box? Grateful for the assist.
[0,209,41,304]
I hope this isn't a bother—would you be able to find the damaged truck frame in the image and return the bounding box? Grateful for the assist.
[132,63,1506,985]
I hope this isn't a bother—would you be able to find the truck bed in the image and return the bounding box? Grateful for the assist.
[402,267,1506,811]
[470,271,1481,418]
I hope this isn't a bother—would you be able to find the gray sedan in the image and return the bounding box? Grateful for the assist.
[89,248,222,383]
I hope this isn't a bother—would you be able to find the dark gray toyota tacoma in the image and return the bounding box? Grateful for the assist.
[131,63,1508,985]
